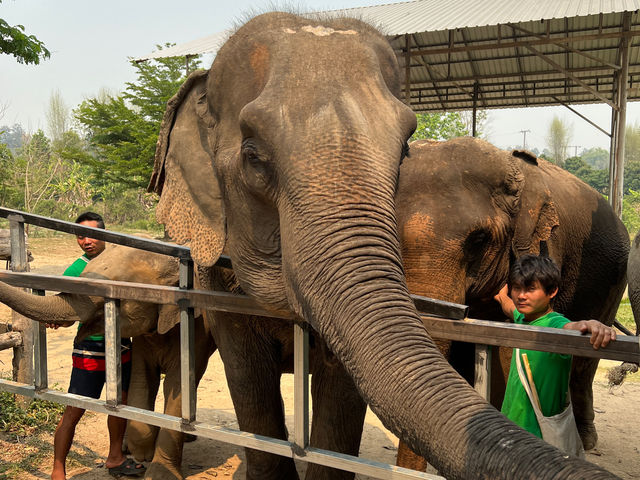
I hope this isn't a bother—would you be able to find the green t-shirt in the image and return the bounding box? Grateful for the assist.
[63,254,104,341]
[500,310,571,438]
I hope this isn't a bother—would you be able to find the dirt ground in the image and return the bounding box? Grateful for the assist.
[1,236,639,479]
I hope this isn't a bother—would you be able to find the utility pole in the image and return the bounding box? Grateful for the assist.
[520,129,531,150]
[568,145,581,157]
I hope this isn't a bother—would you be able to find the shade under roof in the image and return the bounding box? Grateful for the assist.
[137,0,640,112]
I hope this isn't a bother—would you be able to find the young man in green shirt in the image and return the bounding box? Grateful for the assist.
[494,254,616,439]
[50,212,144,480]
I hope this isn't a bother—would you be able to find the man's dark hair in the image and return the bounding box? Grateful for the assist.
[509,254,560,295]
[75,211,105,229]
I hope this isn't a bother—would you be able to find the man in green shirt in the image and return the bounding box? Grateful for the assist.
[494,254,616,440]
[50,212,144,480]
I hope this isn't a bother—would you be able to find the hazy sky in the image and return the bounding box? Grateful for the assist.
[2,0,638,153]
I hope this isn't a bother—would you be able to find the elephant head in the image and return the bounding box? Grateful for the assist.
[0,245,181,338]
[396,137,559,309]
[150,12,616,479]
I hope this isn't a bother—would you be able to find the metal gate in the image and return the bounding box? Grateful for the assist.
[1,207,639,479]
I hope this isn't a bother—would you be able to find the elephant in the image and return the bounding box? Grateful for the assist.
[0,244,217,479]
[393,137,629,468]
[628,231,640,331]
[147,10,619,479]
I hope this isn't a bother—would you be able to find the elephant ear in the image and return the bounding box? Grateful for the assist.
[157,304,181,335]
[510,150,560,256]
[149,69,225,267]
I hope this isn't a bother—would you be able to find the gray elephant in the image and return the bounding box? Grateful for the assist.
[628,231,640,331]
[149,11,618,479]
[393,137,629,468]
[0,244,216,479]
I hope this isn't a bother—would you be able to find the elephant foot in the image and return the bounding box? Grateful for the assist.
[577,422,598,451]
[142,462,183,480]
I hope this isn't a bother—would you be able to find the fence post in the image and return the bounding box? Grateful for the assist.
[179,258,196,423]
[474,344,492,401]
[33,289,48,391]
[105,299,123,406]
[293,322,310,451]
[9,217,33,399]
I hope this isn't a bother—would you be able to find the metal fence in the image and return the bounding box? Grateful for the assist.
[0,206,639,479]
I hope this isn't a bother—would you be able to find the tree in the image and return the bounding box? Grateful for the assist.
[45,90,69,143]
[0,123,25,150]
[546,115,572,166]
[411,112,469,141]
[581,147,608,170]
[74,48,200,188]
[0,2,50,64]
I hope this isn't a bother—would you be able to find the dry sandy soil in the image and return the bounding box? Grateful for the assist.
[1,235,639,479]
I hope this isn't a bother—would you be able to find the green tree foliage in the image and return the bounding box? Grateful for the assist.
[74,48,200,189]
[581,147,608,170]
[0,123,25,150]
[563,156,608,194]
[411,112,470,141]
[0,1,50,64]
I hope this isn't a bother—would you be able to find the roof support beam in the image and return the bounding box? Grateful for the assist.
[522,43,618,109]
[551,96,611,137]
[507,23,621,71]
[409,29,640,57]
[609,12,632,218]
[510,25,529,105]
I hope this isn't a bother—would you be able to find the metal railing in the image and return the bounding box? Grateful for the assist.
[1,206,639,479]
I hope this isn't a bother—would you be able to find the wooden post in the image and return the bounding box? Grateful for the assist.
[9,219,34,392]
[294,322,310,450]
[474,344,492,401]
[179,258,196,423]
[609,13,631,218]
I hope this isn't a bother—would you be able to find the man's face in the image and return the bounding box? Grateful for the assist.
[509,280,558,322]
[76,220,105,258]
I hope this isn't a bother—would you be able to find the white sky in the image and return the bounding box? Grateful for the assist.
[2,0,639,153]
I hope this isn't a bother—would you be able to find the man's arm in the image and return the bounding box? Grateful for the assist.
[493,284,515,321]
[563,320,616,349]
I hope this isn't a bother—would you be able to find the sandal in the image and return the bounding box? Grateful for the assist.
[108,458,146,477]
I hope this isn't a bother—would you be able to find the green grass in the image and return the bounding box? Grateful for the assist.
[616,299,636,334]
[0,382,66,479]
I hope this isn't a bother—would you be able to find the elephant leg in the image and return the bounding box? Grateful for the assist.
[305,350,366,480]
[144,385,185,480]
[570,356,599,450]
[126,337,162,462]
[214,313,299,480]
[144,321,215,480]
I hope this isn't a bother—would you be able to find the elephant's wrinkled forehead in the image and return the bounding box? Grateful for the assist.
[283,25,358,36]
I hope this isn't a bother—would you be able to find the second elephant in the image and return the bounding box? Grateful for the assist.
[0,244,216,479]
[395,137,628,464]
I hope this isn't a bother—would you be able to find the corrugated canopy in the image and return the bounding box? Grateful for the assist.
[137,0,640,112]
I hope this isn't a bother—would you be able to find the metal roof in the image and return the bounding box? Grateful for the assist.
[137,0,640,112]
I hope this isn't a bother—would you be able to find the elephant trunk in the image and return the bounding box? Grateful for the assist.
[279,161,617,479]
[0,280,98,324]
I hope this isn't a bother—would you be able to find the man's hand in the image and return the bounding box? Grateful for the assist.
[564,320,616,349]
[493,284,515,320]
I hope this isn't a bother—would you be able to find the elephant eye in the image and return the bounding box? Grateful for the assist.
[242,139,271,180]
[463,229,490,258]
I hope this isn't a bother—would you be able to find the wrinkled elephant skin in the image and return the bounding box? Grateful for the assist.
[394,138,628,465]
[150,12,620,480]
[0,245,216,479]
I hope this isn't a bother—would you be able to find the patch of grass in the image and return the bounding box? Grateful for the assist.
[0,391,64,436]
[0,383,66,478]
[616,299,636,334]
